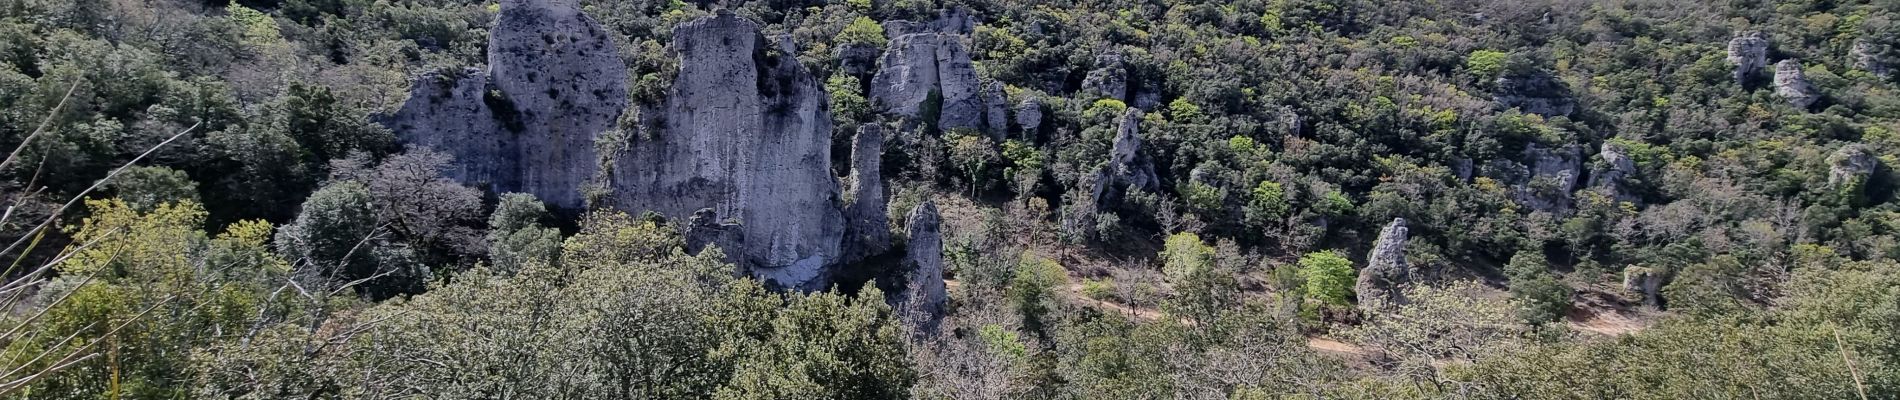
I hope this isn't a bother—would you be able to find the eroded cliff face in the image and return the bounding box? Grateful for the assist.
[387,68,516,191]
[389,0,626,209]
[488,0,628,208]
[842,125,891,265]
[609,10,845,291]
[871,32,985,132]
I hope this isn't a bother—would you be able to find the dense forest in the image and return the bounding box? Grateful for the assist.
[0,0,1897,398]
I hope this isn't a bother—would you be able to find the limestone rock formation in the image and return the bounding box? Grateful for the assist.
[1280,106,1303,136]
[1588,143,1641,205]
[1090,108,1159,210]
[1828,144,1878,189]
[487,0,628,208]
[1493,72,1575,117]
[841,125,891,265]
[386,68,514,191]
[609,10,846,291]
[983,81,1010,141]
[870,33,985,132]
[898,200,947,331]
[1356,218,1411,310]
[390,0,626,209]
[837,43,881,77]
[1622,266,1664,307]
[1774,59,1821,109]
[882,7,975,37]
[1016,98,1044,138]
[1727,31,1769,85]
[1081,50,1128,101]
[1854,40,1892,79]
[1514,144,1584,213]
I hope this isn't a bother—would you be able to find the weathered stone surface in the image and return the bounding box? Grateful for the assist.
[1081,50,1128,101]
[1280,105,1303,136]
[387,68,515,191]
[1090,108,1159,210]
[1494,72,1575,117]
[1588,143,1641,205]
[882,7,975,38]
[1727,31,1769,85]
[487,0,628,208]
[837,43,881,77]
[1515,144,1584,213]
[870,33,985,132]
[1015,98,1043,138]
[1622,266,1664,307]
[841,125,891,265]
[1854,40,1892,79]
[1828,144,1879,189]
[1357,218,1411,310]
[1775,59,1821,109]
[983,81,1009,141]
[898,200,947,331]
[608,10,844,291]
[391,0,626,210]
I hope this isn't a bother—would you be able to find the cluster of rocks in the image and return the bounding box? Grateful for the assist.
[1510,144,1585,213]
[1726,31,1825,110]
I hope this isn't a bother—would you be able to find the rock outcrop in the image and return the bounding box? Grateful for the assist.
[1357,218,1411,310]
[1588,143,1641,205]
[1512,144,1584,213]
[608,10,846,291]
[1775,59,1821,109]
[1081,50,1128,101]
[1828,144,1878,189]
[390,0,627,209]
[1015,98,1044,138]
[1090,108,1159,210]
[1494,71,1575,117]
[487,0,628,208]
[837,43,880,77]
[1854,40,1892,79]
[841,125,891,265]
[983,81,1009,141]
[1727,31,1769,85]
[870,33,985,132]
[1622,266,1664,307]
[386,68,515,191]
[882,7,975,37]
[898,200,947,331]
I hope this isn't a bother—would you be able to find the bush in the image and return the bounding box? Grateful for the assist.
[1296,250,1355,306]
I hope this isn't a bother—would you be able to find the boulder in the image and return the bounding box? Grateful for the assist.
[841,125,891,265]
[1514,143,1584,213]
[1853,40,1892,79]
[1015,98,1044,138]
[1493,71,1575,117]
[1090,108,1159,210]
[1774,59,1821,109]
[1080,50,1128,101]
[487,0,628,208]
[898,200,947,331]
[1828,144,1878,189]
[1356,218,1411,310]
[609,10,845,291]
[870,33,985,132]
[1588,142,1641,205]
[1622,266,1664,307]
[1726,31,1769,85]
[983,81,1010,141]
